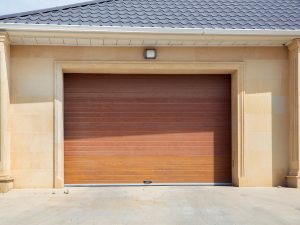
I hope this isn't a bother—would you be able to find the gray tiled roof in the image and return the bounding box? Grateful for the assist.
[0,0,299,30]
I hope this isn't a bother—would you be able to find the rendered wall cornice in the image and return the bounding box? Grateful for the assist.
[288,39,300,52]
[0,32,10,45]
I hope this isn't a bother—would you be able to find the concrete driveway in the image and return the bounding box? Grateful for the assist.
[0,186,300,225]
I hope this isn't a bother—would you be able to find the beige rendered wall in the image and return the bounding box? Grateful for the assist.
[9,45,288,188]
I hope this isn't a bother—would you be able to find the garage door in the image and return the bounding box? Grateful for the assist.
[64,74,231,184]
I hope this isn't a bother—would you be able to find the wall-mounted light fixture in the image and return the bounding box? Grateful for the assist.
[144,49,157,59]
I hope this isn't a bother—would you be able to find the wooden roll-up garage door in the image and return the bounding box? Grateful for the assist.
[64,74,231,184]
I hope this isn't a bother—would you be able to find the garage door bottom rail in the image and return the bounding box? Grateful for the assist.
[64,183,232,187]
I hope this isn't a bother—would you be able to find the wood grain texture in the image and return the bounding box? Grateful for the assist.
[64,74,231,184]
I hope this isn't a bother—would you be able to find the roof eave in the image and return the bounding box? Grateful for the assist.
[1,23,299,47]
[0,23,300,36]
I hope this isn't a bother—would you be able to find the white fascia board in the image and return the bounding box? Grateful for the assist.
[0,23,300,36]
[4,23,204,34]
[203,28,300,36]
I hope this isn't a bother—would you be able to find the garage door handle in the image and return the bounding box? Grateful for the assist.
[143,180,152,184]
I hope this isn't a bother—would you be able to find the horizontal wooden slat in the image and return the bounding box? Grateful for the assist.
[64,140,228,147]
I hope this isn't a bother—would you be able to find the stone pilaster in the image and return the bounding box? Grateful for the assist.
[287,39,300,188]
[0,33,13,193]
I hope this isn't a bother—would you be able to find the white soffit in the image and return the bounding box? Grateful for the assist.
[2,24,299,46]
[8,35,290,46]
[9,34,293,46]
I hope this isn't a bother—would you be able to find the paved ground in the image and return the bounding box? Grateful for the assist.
[0,186,300,225]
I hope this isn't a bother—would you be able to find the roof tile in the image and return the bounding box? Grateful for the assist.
[0,0,299,30]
